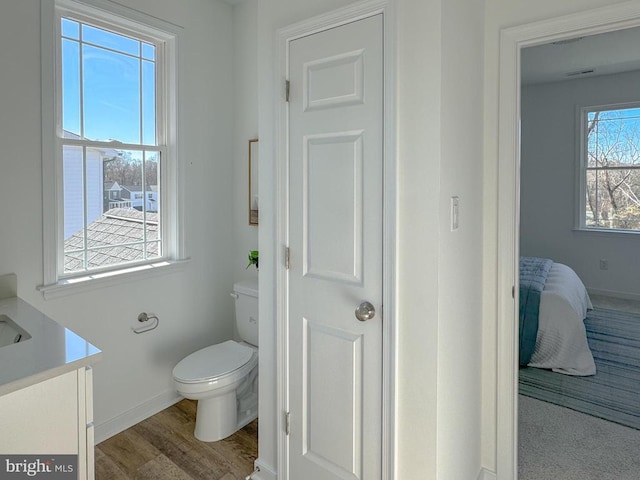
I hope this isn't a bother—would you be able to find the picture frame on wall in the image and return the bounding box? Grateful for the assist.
[249,138,258,225]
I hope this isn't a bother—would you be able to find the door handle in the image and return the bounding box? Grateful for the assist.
[355,301,376,322]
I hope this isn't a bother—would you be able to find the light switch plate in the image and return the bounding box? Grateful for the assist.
[451,196,459,231]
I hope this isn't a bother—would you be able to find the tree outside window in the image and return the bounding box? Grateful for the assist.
[584,106,640,231]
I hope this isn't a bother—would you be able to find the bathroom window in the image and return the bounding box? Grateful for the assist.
[40,0,185,295]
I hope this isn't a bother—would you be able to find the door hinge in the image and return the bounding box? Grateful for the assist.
[512,286,515,299]
[285,80,290,102]
[285,246,290,270]
[285,411,290,435]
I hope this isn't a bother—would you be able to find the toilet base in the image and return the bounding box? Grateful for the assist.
[194,391,237,442]
[192,377,259,442]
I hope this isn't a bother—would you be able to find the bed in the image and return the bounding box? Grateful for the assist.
[520,257,596,376]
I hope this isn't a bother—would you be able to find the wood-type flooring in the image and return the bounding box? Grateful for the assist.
[95,399,257,480]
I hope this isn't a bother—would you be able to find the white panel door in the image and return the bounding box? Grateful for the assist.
[288,14,383,480]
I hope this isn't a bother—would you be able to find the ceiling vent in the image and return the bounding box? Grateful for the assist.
[566,69,595,77]
[552,37,584,45]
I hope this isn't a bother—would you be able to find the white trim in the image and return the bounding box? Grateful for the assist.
[41,0,186,290]
[37,258,190,300]
[94,389,182,444]
[252,460,278,480]
[275,2,396,480]
[497,3,640,479]
[478,467,497,480]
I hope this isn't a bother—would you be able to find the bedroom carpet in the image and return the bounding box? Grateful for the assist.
[519,395,640,480]
[519,307,640,430]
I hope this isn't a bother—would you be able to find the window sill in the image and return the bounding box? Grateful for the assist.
[37,258,191,301]
[573,227,640,238]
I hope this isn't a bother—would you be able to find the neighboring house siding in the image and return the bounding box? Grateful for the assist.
[63,145,104,239]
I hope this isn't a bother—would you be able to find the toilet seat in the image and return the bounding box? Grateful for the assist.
[173,340,254,384]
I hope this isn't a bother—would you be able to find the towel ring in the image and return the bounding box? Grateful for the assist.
[132,312,159,334]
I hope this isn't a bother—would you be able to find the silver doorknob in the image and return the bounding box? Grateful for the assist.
[355,301,376,322]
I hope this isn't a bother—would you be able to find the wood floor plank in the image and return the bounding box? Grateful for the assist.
[132,415,232,479]
[95,399,258,480]
[97,428,161,477]
[94,446,129,480]
[135,454,193,480]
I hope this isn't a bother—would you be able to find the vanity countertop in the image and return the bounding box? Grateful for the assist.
[0,296,101,396]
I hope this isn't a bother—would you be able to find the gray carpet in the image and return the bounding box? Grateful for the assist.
[519,395,640,480]
[519,307,640,430]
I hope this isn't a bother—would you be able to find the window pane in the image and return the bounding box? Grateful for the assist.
[86,244,145,270]
[82,24,139,56]
[83,44,140,143]
[586,169,640,230]
[61,18,79,40]
[587,108,640,168]
[142,60,156,145]
[63,145,85,242]
[144,151,160,245]
[64,250,85,274]
[142,43,155,60]
[103,150,143,208]
[62,38,80,136]
[146,241,161,260]
[88,208,144,249]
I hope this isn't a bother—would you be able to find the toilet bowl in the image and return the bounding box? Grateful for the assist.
[173,279,259,442]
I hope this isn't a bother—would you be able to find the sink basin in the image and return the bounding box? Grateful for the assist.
[0,314,31,347]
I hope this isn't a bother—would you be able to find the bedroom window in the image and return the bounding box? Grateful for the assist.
[40,0,184,295]
[580,104,640,232]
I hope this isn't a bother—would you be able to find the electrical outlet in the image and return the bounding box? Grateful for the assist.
[599,259,609,271]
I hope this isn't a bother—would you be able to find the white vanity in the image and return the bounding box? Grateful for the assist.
[0,294,101,480]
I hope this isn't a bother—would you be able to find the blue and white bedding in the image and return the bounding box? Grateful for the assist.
[519,256,553,366]
[520,257,596,376]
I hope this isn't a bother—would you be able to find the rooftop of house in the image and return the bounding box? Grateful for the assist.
[64,208,159,272]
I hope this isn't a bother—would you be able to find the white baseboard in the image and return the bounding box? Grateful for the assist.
[588,287,640,302]
[251,459,277,480]
[94,390,182,444]
[477,467,497,480]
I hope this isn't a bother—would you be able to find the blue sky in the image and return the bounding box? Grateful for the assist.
[61,18,156,146]
[588,107,640,166]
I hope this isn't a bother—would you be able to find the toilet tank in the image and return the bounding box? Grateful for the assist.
[233,279,258,346]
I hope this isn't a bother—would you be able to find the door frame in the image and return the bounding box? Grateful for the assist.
[496,3,640,479]
[275,2,397,479]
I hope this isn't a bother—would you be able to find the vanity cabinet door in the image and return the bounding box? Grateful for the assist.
[0,370,79,453]
[0,367,94,480]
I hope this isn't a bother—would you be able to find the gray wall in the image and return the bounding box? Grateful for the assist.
[521,70,640,298]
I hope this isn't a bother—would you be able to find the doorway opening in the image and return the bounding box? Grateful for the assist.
[496,3,640,479]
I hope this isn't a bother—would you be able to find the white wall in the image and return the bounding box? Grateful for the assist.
[0,0,236,440]
[255,0,485,478]
[482,0,631,473]
[521,70,640,298]
[437,0,485,478]
[232,0,259,287]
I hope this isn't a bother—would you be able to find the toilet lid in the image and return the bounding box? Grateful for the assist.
[173,340,254,383]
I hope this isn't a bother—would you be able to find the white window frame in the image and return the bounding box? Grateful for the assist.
[577,101,640,234]
[40,0,187,298]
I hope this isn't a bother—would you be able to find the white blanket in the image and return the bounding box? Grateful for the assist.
[527,262,596,376]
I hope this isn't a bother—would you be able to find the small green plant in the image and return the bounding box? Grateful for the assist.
[247,250,259,269]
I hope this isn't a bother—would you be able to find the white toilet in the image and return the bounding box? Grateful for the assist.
[173,279,258,442]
